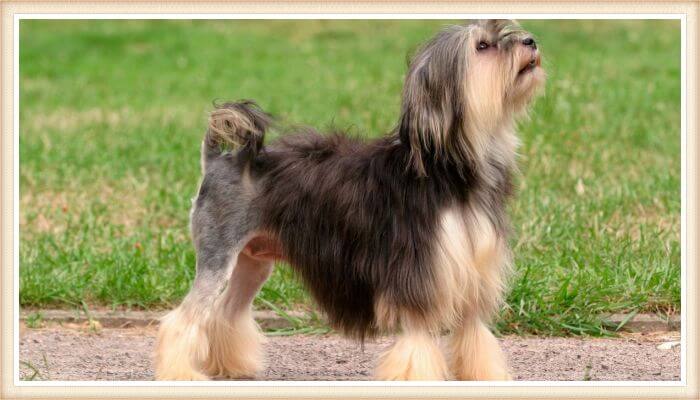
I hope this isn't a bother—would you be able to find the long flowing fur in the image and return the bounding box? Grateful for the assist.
[246,20,542,339]
[155,19,545,381]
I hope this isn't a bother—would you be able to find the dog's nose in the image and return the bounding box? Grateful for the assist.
[522,37,537,49]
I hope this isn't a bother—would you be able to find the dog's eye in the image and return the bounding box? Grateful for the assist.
[477,41,489,51]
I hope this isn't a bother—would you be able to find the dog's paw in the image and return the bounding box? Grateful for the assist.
[155,369,210,381]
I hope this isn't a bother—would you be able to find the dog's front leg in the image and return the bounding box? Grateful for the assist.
[448,317,511,380]
[374,317,449,381]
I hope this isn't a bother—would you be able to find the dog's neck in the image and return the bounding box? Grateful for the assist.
[411,119,519,186]
[476,122,519,189]
[395,103,520,185]
[485,120,520,168]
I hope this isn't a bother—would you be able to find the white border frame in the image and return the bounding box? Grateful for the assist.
[12,12,688,389]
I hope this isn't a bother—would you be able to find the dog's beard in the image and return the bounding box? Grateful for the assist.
[463,39,545,132]
[505,45,546,111]
[457,32,544,165]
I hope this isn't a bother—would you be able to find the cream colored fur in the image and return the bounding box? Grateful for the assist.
[468,208,512,319]
[372,205,511,381]
[431,205,511,327]
[154,300,210,380]
[375,332,449,380]
[429,207,474,331]
[155,251,271,380]
[155,292,266,381]
[374,205,509,335]
[201,307,266,378]
[436,206,512,380]
[448,318,511,380]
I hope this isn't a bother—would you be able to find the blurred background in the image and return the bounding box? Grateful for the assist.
[19,19,680,335]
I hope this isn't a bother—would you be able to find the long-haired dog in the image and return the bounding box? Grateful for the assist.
[154,19,545,381]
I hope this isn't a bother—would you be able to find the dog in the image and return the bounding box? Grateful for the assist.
[154,19,545,381]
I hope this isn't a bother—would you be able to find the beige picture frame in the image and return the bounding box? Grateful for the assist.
[1,1,697,398]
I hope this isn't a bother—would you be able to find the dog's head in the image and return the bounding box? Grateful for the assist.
[399,19,545,176]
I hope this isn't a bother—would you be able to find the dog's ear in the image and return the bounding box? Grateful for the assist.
[399,27,470,177]
[398,62,453,177]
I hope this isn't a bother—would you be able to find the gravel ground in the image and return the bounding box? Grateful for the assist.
[18,326,680,381]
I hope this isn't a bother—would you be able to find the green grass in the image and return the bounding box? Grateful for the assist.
[19,20,681,335]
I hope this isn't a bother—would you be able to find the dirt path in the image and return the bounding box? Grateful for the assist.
[19,326,680,381]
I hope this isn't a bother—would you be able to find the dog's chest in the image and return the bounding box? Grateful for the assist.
[437,206,502,273]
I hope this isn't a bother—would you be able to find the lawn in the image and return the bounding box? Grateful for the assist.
[19,19,681,335]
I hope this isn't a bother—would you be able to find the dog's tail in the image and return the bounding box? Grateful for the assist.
[203,100,273,162]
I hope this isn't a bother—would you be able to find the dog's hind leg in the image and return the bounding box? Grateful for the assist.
[201,250,273,379]
[154,191,271,380]
[155,100,276,380]
[154,260,231,380]
[154,237,243,380]
[154,243,273,380]
[374,319,449,381]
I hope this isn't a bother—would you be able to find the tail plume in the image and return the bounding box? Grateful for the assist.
[204,100,272,161]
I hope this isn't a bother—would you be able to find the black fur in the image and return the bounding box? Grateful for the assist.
[243,126,512,339]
